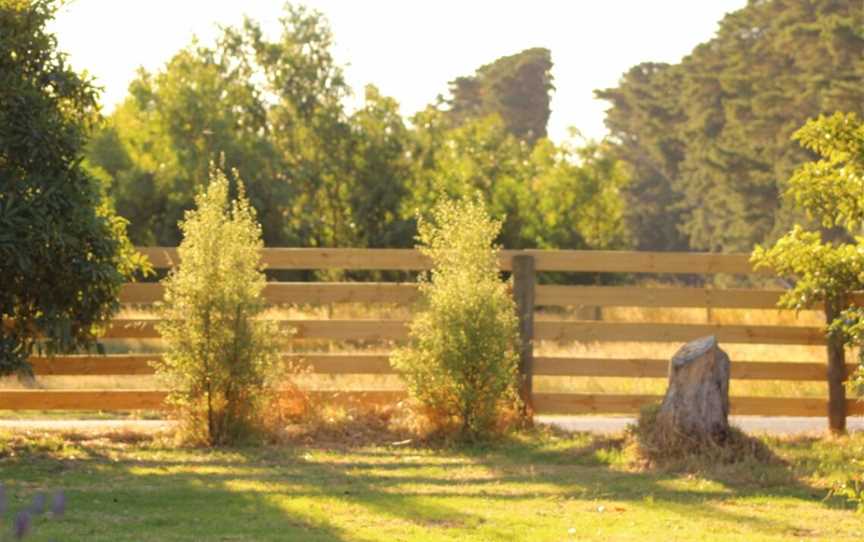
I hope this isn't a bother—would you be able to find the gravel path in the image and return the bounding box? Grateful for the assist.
[1,416,862,435]
[538,415,864,435]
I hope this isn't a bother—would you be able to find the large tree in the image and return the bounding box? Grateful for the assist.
[446,48,554,145]
[595,63,688,251]
[407,108,630,252]
[406,112,537,249]
[0,0,143,375]
[598,0,864,253]
[87,33,286,246]
[89,5,414,249]
[90,7,626,255]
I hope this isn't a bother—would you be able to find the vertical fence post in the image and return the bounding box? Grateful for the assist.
[825,296,847,434]
[512,254,536,421]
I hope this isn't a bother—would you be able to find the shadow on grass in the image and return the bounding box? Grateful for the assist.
[1,429,491,540]
[0,425,858,541]
[449,424,852,534]
[0,431,354,541]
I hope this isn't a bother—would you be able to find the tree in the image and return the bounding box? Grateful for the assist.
[392,196,520,440]
[89,6,626,256]
[407,111,631,252]
[528,135,631,251]
[406,113,537,249]
[446,48,554,145]
[88,4,414,250]
[155,169,283,445]
[751,112,864,388]
[595,63,688,251]
[0,0,144,376]
[88,37,283,246]
[346,85,415,247]
[598,0,864,253]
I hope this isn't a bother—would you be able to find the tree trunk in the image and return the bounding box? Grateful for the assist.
[655,335,730,441]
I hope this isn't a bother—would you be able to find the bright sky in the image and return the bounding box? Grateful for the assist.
[51,0,746,142]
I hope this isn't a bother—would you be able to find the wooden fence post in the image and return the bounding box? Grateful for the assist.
[825,296,847,434]
[512,254,536,421]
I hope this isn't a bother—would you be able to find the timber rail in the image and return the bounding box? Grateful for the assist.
[6,247,861,432]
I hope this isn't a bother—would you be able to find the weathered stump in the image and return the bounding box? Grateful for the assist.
[655,336,730,441]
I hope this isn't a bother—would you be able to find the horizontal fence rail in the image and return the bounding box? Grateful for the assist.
[28,355,859,381]
[532,394,864,417]
[74,319,831,346]
[121,283,421,305]
[121,282,864,309]
[533,321,827,345]
[139,247,770,274]
[8,247,862,430]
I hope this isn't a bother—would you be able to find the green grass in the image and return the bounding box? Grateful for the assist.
[1,428,862,541]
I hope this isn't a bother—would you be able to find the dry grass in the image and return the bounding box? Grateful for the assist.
[598,306,825,327]
[625,404,781,472]
[4,303,844,404]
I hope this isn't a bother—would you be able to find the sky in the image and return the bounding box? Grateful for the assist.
[50,0,747,142]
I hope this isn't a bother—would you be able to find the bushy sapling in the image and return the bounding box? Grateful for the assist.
[155,169,285,445]
[752,112,864,507]
[393,195,520,440]
[751,113,864,391]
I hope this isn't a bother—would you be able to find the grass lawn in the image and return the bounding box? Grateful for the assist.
[0,427,862,541]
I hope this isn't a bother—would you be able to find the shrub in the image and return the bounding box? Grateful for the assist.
[0,0,148,375]
[155,169,284,446]
[392,195,520,441]
[751,113,864,392]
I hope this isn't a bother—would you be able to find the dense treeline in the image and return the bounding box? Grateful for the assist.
[597,0,863,253]
[86,6,627,252]
[83,0,864,256]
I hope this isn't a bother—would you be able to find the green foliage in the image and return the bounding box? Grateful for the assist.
[446,48,553,145]
[392,196,520,440]
[155,170,284,445]
[752,112,864,389]
[410,51,627,254]
[88,5,413,250]
[87,44,283,246]
[86,8,627,254]
[406,113,535,248]
[828,473,864,513]
[595,63,688,251]
[407,111,631,252]
[598,0,864,252]
[0,0,146,376]
[752,225,864,311]
[787,111,864,232]
[528,136,631,250]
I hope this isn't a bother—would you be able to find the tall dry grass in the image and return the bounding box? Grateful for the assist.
[3,303,843,401]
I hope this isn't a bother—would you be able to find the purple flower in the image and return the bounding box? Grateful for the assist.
[30,493,45,515]
[51,490,65,518]
[13,510,31,540]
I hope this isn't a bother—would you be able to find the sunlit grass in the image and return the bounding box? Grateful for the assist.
[0,428,862,541]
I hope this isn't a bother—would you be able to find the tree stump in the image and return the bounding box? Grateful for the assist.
[655,336,730,441]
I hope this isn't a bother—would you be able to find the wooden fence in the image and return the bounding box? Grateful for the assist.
[5,247,863,432]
